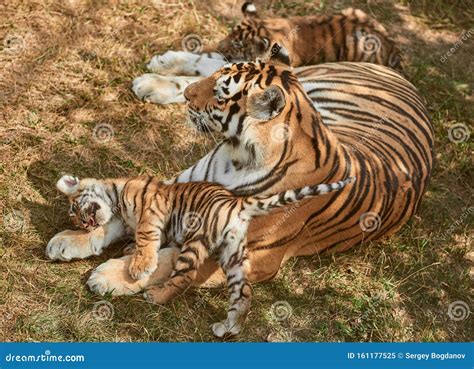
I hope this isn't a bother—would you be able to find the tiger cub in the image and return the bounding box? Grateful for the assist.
[56,174,355,336]
[215,3,401,69]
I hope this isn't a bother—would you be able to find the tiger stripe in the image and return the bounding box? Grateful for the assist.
[178,52,433,286]
[212,5,402,70]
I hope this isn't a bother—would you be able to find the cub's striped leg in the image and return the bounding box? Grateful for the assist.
[144,240,208,305]
[128,220,163,280]
[212,236,252,338]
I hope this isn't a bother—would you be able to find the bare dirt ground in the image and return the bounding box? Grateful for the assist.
[0,0,472,341]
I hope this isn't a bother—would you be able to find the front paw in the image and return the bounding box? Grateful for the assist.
[147,51,188,75]
[128,250,157,280]
[211,320,242,338]
[132,74,185,105]
[143,284,173,305]
[46,229,104,261]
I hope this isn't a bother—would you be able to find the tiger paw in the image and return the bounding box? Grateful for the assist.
[46,229,105,261]
[147,51,191,75]
[132,74,186,105]
[128,250,157,280]
[211,320,242,338]
[143,284,174,305]
[87,256,148,296]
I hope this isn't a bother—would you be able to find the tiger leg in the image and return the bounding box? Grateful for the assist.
[132,74,201,105]
[128,219,164,280]
[46,217,127,261]
[211,236,252,338]
[87,247,178,296]
[146,51,226,77]
[144,239,208,304]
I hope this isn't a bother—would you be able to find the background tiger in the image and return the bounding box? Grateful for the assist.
[55,174,354,336]
[48,45,434,296]
[214,2,402,68]
[133,3,402,105]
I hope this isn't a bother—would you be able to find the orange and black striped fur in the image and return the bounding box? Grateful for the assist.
[56,174,354,336]
[174,44,433,287]
[214,3,401,69]
[51,44,433,299]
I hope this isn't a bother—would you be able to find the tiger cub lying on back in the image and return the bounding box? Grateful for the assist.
[56,174,355,336]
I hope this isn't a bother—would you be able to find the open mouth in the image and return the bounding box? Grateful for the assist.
[78,216,99,231]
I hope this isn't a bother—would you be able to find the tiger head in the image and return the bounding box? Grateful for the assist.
[56,175,115,231]
[216,2,272,62]
[184,43,316,166]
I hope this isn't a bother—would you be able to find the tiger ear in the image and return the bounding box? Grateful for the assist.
[57,175,80,195]
[247,85,286,121]
[242,2,259,19]
[269,43,291,67]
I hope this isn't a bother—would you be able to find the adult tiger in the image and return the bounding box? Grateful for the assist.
[47,46,433,295]
[132,3,402,105]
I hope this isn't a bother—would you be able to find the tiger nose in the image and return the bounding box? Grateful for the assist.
[184,83,198,102]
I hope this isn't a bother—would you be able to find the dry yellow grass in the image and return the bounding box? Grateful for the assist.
[0,0,472,342]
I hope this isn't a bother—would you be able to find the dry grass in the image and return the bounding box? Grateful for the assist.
[0,0,472,342]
